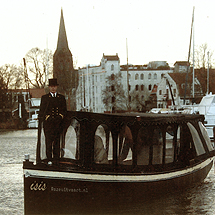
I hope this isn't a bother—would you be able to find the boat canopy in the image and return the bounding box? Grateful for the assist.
[36,111,215,173]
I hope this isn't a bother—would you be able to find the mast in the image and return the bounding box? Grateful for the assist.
[46,37,49,86]
[86,64,90,111]
[183,6,195,105]
[192,11,195,99]
[126,38,130,111]
[207,51,210,94]
[23,58,31,124]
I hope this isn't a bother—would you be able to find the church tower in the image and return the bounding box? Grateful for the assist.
[53,9,78,110]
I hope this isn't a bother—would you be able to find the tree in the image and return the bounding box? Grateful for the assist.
[190,43,214,69]
[102,72,127,112]
[0,64,25,89]
[129,87,151,112]
[24,47,53,88]
[0,77,8,109]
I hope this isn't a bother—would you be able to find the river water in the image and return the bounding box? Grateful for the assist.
[0,129,215,215]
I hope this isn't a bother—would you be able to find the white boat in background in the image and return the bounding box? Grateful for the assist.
[28,109,39,128]
[28,98,41,128]
[197,93,215,139]
[150,93,215,139]
[150,104,199,115]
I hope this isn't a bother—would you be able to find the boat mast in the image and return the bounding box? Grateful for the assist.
[23,58,31,124]
[126,38,130,111]
[183,6,195,105]
[192,10,195,99]
[207,51,210,95]
[46,37,49,86]
[86,64,90,111]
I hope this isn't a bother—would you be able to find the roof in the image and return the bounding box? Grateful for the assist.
[103,53,119,61]
[168,73,192,97]
[30,88,46,98]
[174,61,189,66]
[56,9,69,50]
[68,111,204,125]
[7,88,46,98]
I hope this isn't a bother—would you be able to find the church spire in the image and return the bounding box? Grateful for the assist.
[53,8,78,111]
[57,8,69,50]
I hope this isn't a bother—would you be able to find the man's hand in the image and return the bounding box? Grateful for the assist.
[45,115,50,120]
[59,114,64,119]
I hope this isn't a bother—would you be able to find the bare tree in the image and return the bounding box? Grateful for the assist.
[0,64,25,89]
[190,43,214,68]
[0,76,8,108]
[24,47,53,88]
[129,88,150,112]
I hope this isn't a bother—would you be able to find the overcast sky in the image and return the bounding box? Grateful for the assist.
[0,0,214,68]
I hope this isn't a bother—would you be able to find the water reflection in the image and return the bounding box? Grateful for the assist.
[0,129,215,215]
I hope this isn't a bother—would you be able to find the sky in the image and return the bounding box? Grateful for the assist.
[0,0,215,68]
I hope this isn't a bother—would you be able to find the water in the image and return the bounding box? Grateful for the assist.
[0,129,215,215]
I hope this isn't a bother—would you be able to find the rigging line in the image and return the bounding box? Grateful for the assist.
[183,6,195,105]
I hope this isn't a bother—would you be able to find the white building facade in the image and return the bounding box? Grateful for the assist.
[76,54,173,113]
[76,54,121,112]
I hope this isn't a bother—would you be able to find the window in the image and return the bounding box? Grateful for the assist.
[92,75,94,85]
[111,64,114,71]
[173,89,176,97]
[137,127,149,165]
[152,128,163,165]
[61,119,80,160]
[154,73,157,80]
[141,85,144,91]
[129,95,131,102]
[187,122,206,156]
[165,126,174,163]
[140,74,144,80]
[94,125,111,164]
[136,85,139,91]
[148,73,151,79]
[159,90,162,95]
[198,122,214,151]
[118,125,133,165]
[129,85,131,91]
[112,96,115,103]
[135,74,139,80]
[148,84,152,91]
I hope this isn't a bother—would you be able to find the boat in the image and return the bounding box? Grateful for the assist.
[23,111,215,214]
[197,93,215,139]
[27,109,39,128]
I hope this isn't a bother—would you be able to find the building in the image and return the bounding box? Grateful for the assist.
[53,9,78,110]
[174,61,189,73]
[156,72,203,108]
[76,54,120,112]
[76,54,173,113]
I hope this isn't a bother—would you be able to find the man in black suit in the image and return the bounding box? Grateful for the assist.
[39,78,67,163]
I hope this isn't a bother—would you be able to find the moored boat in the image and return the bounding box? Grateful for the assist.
[23,111,215,214]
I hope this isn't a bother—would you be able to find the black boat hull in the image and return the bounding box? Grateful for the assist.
[23,158,213,215]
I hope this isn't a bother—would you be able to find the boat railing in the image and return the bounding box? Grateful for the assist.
[36,111,215,173]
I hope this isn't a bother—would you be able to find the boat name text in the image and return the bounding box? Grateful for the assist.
[30,181,47,191]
